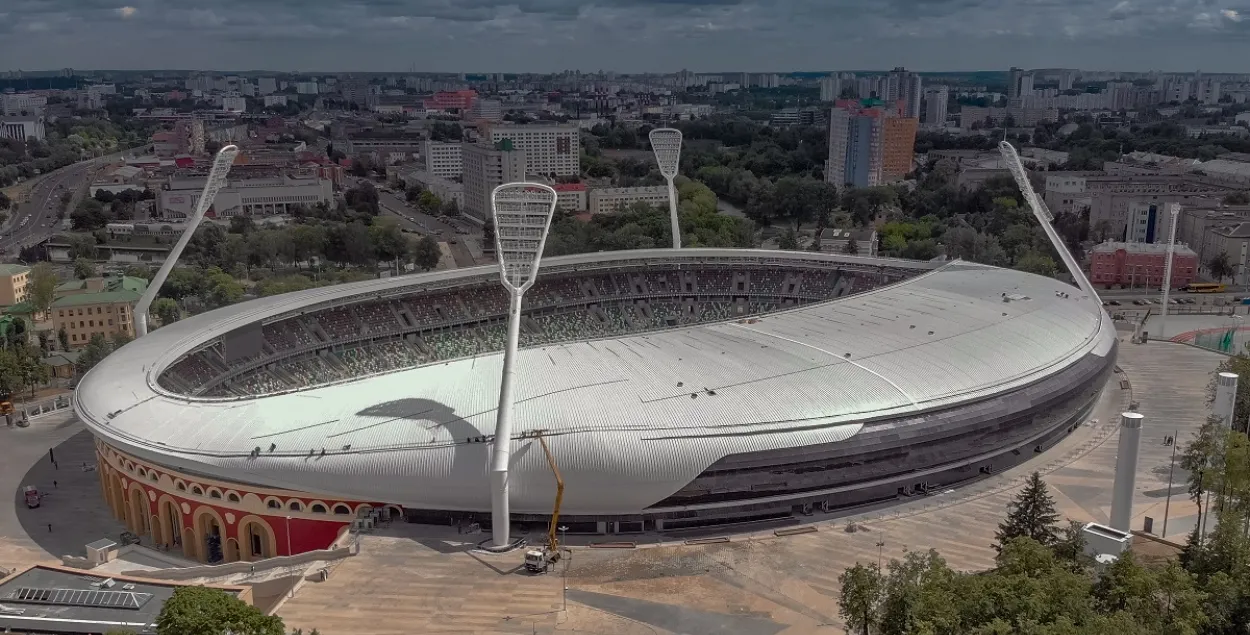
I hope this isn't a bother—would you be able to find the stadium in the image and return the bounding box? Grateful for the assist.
[75,248,1116,564]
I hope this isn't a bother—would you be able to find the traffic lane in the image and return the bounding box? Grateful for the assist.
[7,165,90,243]
[377,191,460,235]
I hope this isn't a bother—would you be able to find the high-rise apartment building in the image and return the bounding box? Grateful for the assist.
[1007,67,1034,102]
[479,122,580,178]
[820,75,842,102]
[881,117,918,182]
[258,77,277,95]
[462,141,528,222]
[924,86,949,128]
[826,104,884,188]
[421,140,463,179]
[885,68,923,119]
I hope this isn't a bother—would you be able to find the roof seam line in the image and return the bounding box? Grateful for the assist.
[728,322,919,407]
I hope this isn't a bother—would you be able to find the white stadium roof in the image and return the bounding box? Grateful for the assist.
[76,250,1114,515]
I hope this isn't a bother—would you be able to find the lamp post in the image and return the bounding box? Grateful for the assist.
[649,128,683,249]
[488,182,558,549]
[134,144,239,336]
[558,524,568,611]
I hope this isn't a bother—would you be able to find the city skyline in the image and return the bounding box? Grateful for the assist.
[1,0,1250,73]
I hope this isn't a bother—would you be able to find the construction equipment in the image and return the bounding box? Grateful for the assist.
[524,431,565,574]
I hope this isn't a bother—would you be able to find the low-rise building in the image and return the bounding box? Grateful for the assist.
[397,167,464,209]
[1087,241,1199,289]
[588,185,670,215]
[89,165,149,196]
[815,228,878,257]
[158,174,334,219]
[0,264,31,307]
[0,115,46,142]
[51,275,147,347]
[553,183,588,212]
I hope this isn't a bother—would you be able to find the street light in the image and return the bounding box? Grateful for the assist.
[648,128,683,249]
[488,182,558,549]
[558,524,569,611]
[134,144,239,337]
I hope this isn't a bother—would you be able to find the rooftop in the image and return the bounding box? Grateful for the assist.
[0,264,31,277]
[55,275,149,295]
[0,564,244,635]
[1090,241,1199,256]
[51,289,141,308]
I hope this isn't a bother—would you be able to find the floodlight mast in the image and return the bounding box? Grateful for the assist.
[1159,203,1180,340]
[134,144,239,337]
[998,141,1100,301]
[649,128,683,249]
[488,182,558,549]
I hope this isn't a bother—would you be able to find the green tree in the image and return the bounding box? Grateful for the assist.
[75,334,112,376]
[1208,251,1235,282]
[411,235,442,271]
[152,297,181,327]
[1014,250,1058,277]
[838,563,882,635]
[843,237,859,255]
[155,586,284,635]
[56,327,68,351]
[204,268,244,308]
[27,263,59,319]
[417,190,441,214]
[994,471,1061,551]
[73,258,96,280]
[1223,191,1250,206]
[777,228,799,250]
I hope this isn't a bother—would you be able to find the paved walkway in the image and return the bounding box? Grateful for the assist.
[1,414,129,572]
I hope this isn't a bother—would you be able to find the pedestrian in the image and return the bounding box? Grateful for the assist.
[53,480,57,489]
[47,523,52,533]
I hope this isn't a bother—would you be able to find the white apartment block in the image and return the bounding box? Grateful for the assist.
[467,99,503,122]
[923,87,949,128]
[461,143,527,221]
[258,77,277,95]
[480,123,580,177]
[588,186,670,216]
[421,140,463,179]
[1,93,48,116]
[158,175,334,219]
[296,82,319,95]
[221,95,247,113]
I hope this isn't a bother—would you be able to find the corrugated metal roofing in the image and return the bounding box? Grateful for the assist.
[75,250,1113,515]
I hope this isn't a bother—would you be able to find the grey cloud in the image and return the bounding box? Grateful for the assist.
[1,0,1249,71]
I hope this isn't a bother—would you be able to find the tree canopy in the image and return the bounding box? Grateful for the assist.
[155,586,284,635]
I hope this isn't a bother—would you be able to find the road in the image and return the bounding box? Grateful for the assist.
[360,180,481,268]
[2,156,114,256]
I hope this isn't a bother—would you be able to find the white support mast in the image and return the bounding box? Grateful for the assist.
[998,141,1100,301]
[1158,203,1180,341]
[134,145,239,337]
[488,182,557,549]
[649,128,683,249]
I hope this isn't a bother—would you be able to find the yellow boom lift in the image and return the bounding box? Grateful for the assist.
[524,431,564,573]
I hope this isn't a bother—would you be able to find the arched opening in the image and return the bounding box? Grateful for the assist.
[181,526,198,562]
[237,516,278,561]
[310,503,327,514]
[108,472,126,523]
[333,504,351,515]
[127,485,149,535]
[288,501,302,512]
[149,514,161,544]
[157,496,184,554]
[224,537,240,563]
[193,508,226,564]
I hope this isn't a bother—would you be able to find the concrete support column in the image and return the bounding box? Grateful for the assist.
[1215,372,1238,429]
[1110,412,1144,531]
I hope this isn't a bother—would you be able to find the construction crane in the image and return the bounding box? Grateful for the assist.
[524,431,565,573]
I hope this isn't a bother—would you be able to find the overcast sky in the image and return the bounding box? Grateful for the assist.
[1,0,1249,74]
